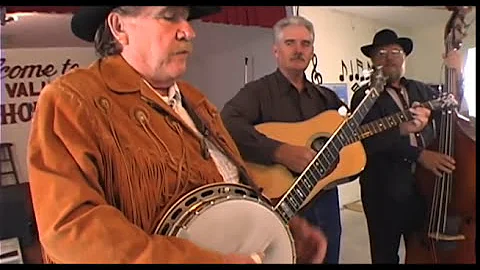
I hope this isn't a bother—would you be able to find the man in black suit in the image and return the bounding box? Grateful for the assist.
[350,29,458,264]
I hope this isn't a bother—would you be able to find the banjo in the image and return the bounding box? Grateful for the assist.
[153,66,387,263]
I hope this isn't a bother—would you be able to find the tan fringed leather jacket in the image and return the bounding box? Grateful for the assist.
[27,55,257,263]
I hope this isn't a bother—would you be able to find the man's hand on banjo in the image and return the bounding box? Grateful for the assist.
[221,215,326,264]
[289,215,328,264]
[223,252,265,264]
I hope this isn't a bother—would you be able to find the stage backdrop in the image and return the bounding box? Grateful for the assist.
[1,47,97,185]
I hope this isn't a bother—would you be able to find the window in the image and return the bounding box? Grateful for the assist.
[462,47,476,118]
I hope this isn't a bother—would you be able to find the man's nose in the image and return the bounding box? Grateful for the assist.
[176,21,196,41]
[386,53,396,61]
[294,42,304,52]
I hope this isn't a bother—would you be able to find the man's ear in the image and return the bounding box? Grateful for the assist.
[107,12,129,46]
[308,45,315,61]
[273,44,279,57]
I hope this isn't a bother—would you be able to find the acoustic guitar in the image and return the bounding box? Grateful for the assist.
[246,91,458,208]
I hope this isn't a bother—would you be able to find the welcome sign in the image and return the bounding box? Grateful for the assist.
[1,57,82,125]
[0,47,97,185]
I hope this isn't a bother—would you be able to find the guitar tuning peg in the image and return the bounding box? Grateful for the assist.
[362,69,372,77]
[363,65,382,76]
[338,106,348,117]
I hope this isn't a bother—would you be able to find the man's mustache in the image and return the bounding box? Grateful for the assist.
[290,54,305,61]
[384,61,397,67]
[175,42,193,54]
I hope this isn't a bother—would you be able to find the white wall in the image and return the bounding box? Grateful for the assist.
[407,14,476,118]
[299,7,412,207]
[183,21,277,110]
[407,13,476,84]
[1,47,98,186]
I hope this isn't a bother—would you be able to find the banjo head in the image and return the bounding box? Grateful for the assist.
[154,182,296,264]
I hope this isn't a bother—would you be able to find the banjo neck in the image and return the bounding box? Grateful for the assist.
[273,68,386,222]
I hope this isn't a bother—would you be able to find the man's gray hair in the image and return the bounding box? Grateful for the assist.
[273,16,315,44]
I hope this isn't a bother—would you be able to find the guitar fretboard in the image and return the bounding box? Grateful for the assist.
[277,87,382,222]
[347,99,437,143]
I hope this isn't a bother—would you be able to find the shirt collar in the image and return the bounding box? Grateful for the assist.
[274,68,317,97]
[143,79,182,107]
[169,83,182,105]
[98,54,143,93]
[386,77,410,92]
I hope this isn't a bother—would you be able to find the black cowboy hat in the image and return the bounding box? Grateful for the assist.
[71,6,222,42]
[361,29,413,58]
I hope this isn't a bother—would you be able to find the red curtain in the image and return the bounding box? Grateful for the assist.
[5,6,80,14]
[5,6,286,28]
[201,6,287,28]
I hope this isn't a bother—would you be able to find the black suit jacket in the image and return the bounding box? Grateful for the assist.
[350,77,441,203]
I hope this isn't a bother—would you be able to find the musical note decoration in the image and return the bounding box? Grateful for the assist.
[351,82,362,92]
[310,54,323,85]
[355,59,364,81]
[339,58,372,83]
[339,60,348,82]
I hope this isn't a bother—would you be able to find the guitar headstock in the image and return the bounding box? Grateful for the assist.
[367,65,387,94]
[431,92,459,110]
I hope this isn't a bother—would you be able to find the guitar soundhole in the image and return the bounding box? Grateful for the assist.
[185,197,198,207]
[310,136,340,177]
[311,136,328,152]
[171,208,183,220]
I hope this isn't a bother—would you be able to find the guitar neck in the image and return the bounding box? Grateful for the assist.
[275,85,383,222]
[352,99,436,142]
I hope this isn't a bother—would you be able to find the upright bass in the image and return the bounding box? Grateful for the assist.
[405,6,476,264]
